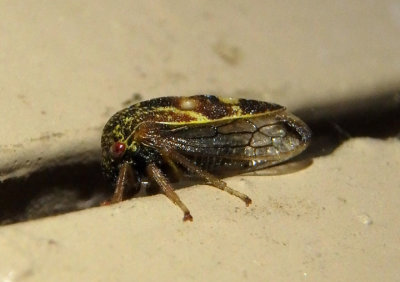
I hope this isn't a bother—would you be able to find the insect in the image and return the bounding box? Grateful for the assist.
[101,95,311,221]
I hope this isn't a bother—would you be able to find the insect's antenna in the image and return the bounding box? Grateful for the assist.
[123,124,141,144]
[123,131,135,143]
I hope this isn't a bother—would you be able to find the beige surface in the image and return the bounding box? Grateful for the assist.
[1,139,399,281]
[1,0,400,180]
[1,1,400,281]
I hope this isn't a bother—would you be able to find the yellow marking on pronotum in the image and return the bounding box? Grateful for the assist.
[160,108,286,125]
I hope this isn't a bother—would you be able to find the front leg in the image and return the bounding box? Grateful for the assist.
[109,163,138,204]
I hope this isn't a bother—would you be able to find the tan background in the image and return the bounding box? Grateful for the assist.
[0,1,399,281]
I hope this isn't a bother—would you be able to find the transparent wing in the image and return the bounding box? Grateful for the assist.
[157,113,311,172]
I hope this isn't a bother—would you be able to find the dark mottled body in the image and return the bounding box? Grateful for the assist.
[101,95,311,221]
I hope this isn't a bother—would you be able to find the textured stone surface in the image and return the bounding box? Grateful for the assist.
[0,139,399,281]
[0,1,399,281]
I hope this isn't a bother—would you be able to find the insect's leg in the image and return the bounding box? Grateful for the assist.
[109,163,139,204]
[161,156,183,182]
[161,149,252,206]
[146,163,193,222]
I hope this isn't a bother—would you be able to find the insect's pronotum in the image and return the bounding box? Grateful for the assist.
[101,95,311,221]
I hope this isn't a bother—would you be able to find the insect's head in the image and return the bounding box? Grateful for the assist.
[101,109,139,183]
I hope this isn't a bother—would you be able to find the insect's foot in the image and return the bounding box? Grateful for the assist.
[183,212,193,222]
[243,196,252,206]
[100,200,111,206]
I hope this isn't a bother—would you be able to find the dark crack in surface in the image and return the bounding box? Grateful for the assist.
[0,162,111,225]
[0,91,399,226]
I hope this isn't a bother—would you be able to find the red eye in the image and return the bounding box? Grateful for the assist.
[110,142,126,159]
